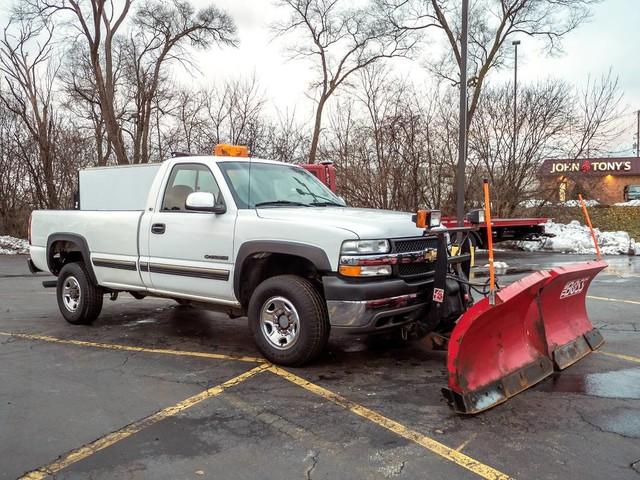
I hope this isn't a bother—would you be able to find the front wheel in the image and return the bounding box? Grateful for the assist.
[56,262,103,325]
[248,275,329,366]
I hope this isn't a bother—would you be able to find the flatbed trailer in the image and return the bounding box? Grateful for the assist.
[441,217,549,248]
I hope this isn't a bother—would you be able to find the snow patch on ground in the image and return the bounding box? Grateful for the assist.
[484,262,509,269]
[519,220,637,255]
[519,199,547,208]
[518,199,602,208]
[614,199,640,206]
[557,199,600,207]
[0,236,29,255]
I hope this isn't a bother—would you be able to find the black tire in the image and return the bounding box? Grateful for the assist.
[248,275,329,366]
[56,262,103,325]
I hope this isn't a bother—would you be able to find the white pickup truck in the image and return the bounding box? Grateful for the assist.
[29,149,473,365]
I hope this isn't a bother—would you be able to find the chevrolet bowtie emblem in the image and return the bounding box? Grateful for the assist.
[424,248,437,262]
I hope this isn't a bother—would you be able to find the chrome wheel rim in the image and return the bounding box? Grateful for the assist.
[62,276,81,312]
[260,296,300,350]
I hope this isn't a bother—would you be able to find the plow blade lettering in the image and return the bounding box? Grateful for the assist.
[443,261,606,414]
[539,261,607,370]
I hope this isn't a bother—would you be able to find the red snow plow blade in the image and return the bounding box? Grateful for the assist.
[538,261,607,370]
[443,260,607,414]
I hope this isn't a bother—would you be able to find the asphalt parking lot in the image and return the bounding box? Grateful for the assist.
[1,252,639,480]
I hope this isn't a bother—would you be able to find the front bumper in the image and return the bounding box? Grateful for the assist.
[325,228,475,334]
[323,275,431,333]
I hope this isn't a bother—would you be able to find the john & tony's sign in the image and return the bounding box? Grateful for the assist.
[541,158,640,176]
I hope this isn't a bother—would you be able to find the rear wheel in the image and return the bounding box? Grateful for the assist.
[56,262,103,325]
[248,275,329,366]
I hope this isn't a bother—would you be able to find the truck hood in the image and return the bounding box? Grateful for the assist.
[255,207,425,239]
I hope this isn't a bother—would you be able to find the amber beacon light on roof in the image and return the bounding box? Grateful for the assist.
[213,144,249,157]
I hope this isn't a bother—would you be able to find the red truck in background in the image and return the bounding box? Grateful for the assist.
[301,161,548,248]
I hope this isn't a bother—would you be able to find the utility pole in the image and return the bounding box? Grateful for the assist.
[512,40,521,166]
[636,110,639,157]
[455,0,469,226]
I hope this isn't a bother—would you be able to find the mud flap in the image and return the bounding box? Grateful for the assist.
[443,261,606,414]
[539,261,607,370]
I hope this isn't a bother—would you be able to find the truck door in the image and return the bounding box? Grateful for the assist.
[145,162,235,301]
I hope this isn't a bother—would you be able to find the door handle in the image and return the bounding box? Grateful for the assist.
[151,223,166,234]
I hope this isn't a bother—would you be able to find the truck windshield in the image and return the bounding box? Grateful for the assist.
[218,161,345,209]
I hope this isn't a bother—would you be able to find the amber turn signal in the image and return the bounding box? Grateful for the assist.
[338,265,362,277]
[415,209,429,228]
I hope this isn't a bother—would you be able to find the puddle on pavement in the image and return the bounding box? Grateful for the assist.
[583,407,640,439]
[537,368,640,400]
[123,318,158,327]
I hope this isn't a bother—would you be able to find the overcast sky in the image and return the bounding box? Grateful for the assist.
[1,0,638,154]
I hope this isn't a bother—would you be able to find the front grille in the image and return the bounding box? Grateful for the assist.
[390,236,438,279]
[391,236,438,253]
[397,263,435,278]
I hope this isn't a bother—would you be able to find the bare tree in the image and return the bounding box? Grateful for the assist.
[468,80,573,215]
[23,0,134,164]
[0,21,60,208]
[325,66,454,211]
[24,0,236,164]
[275,0,417,163]
[123,0,236,163]
[260,108,310,163]
[380,0,597,126]
[62,45,116,166]
[0,100,31,234]
[565,70,623,159]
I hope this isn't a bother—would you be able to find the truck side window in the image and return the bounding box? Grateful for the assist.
[161,164,221,211]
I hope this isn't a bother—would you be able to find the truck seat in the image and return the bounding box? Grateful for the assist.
[163,185,194,210]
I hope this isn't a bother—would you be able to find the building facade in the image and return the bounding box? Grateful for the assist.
[539,157,640,204]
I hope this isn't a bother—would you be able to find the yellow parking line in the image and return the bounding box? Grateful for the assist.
[0,332,264,364]
[20,364,269,480]
[587,295,640,306]
[268,366,513,480]
[595,351,640,365]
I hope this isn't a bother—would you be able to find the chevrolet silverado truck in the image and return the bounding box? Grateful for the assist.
[28,146,473,366]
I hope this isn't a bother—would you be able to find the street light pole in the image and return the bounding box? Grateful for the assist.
[455,0,469,226]
[636,110,640,157]
[512,40,521,167]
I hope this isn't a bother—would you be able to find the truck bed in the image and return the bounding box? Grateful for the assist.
[30,210,145,290]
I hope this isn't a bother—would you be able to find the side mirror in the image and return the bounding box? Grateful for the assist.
[185,192,226,214]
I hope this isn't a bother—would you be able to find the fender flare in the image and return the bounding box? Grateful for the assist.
[46,233,97,284]
[233,240,332,299]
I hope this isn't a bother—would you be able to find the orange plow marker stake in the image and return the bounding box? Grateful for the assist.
[578,194,602,260]
[482,179,496,304]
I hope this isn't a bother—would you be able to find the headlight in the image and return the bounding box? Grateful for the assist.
[429,210,441,227]
[466,208,485,224]
[341,239,390,255]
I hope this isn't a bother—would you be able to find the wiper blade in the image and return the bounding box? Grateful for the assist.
[309,201,344,207]
[255,200,309,207]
